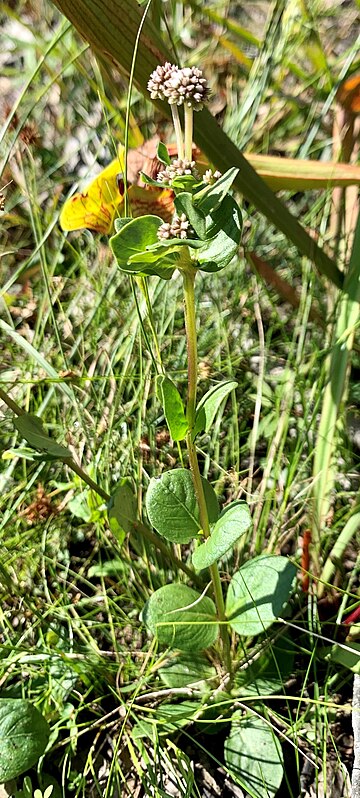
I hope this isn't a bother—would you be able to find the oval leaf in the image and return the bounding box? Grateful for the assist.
[156,375,188,441]
[110,215,162,272]
[192,501,251,570]
[193,380,237,439]
[197,195,242,273]
[157,141,171,166]
[14,414,71,459]
[226,555,297,636]
[142,584,219,651]
[159,652,216,689]
[107,479,137,543]
[114,216,132,232]
[133,701,200,741]
[224,712,284,798]
[194,168,239,215]
[0,699,50,782]
[146,469,219,543]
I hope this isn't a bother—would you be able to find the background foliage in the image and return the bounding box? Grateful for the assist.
[1,0,360,795]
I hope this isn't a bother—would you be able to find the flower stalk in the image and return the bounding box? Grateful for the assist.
[171,105,184,160]
[147,62,208,166]
[184,105,193,163]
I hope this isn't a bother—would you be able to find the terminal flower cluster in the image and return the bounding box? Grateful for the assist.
[147,63,218,238]
[148,63,209,110]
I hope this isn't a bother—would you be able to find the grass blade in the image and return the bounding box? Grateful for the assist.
[312,211,360,560]
[245,154,360,191]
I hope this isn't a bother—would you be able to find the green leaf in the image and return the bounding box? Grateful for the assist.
[14,414,72,459]
[126,241,182,279]
[224,712,284,798]
[159,652,216,689]
[197,195,242,273]
[107,479,137,542]
[171,174,199,191]
[226,555,297,636]
[88,559,127,578]
[153,700,200,727]
[109,215,162,271]
[192,501,251,570]
[146,468,219,543]
[128,244,181,263]
[2,446,38,462]
[174,192,206,239]
[193,380,237,438]
[48,655,78,706]
[139,171,164,188]
[193,168,239,215]
[0,699,50,782]
[326,641,360,674]
[156,375,188,441]
[235,633,296,696]
[142,583,218,650]
[68,492,93,522]
[114,216,132,232]
[157,141,170,166]
[142,258,179,280]
[3,446,71,463]
[145,237,204,254]
[133,701,201,739]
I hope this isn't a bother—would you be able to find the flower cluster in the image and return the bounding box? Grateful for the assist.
[157,158,200,184]
[148,63,209,110]
[157,213,194,241]
[203,168,222,185]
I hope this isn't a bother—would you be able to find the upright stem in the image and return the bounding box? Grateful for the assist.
[171,105,184,160]
[182,265,232,674]
[183,268,198,430]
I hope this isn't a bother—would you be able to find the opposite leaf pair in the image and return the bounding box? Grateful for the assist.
[110,166,242,279]
[142,555,296,651]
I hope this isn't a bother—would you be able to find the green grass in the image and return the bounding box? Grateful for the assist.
[1,1,359,796]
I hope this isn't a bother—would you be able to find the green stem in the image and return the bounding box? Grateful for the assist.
[0,386,25,417]
[182,265,232,675]
[68,458,110,501]
[182,268,198,429]
[171,105,184,160]
[184,105,193,163]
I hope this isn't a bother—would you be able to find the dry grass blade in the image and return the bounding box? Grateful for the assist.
[246,153,360,191]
